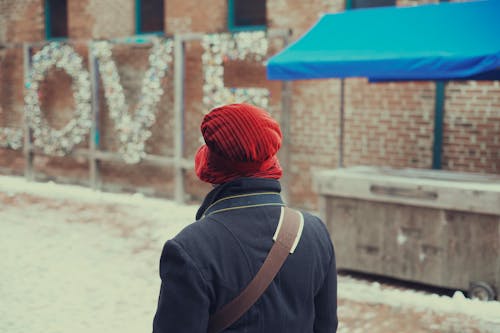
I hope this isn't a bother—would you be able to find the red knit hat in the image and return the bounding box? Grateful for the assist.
[195,103,283,184]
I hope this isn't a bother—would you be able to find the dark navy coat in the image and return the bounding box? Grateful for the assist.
[153,178,337,332]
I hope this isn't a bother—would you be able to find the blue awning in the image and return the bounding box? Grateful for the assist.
[266,0,500,81]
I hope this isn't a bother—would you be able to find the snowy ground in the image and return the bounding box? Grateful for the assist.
[1,175,499,333]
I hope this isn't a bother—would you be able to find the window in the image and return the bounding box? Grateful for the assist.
[228,0,266,32]
[348,0,396,9]
[135,0,165,34]
[45,0,68,39]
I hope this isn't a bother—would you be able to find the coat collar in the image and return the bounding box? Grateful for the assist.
[196,178,282,220]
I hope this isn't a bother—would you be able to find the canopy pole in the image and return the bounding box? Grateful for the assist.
[280,30,292,203]
[338,79,345,168]
[431,1,449,170]
[339,0,349,169]
[281,80,292,203]
[432,81,446,169]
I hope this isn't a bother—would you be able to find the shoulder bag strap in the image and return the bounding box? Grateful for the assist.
[207,207,304,333]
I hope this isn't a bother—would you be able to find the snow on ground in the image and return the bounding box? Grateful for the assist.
[1,175,499,333]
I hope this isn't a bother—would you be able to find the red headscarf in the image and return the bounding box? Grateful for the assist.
[195,103,283,184]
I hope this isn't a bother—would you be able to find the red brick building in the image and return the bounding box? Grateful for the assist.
[0,0,499,210]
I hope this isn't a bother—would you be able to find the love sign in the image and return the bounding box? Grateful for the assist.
[0,31,270,163]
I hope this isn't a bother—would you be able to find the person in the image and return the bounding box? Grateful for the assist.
[152,103,337,332]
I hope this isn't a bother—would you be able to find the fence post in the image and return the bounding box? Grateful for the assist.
[88,43,101,190]
[23,43,34,181]
[173,35,186,203]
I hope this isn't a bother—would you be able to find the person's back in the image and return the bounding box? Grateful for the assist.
[153,104,337,332]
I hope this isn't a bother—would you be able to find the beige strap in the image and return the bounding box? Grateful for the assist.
[207,207,303,333]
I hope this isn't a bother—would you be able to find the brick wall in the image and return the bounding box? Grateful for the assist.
[344,79,435,168]
[0,0,499,209]
[0,0,44,176]
[87,0,134,38]
[0,0,44,43]
[285,80,341,209]
[443,81,500,172]
[67,0,93,39]
[166,0,226,34]
[268,0,344,39]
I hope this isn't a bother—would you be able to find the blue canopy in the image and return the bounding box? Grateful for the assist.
[266,0,500,81]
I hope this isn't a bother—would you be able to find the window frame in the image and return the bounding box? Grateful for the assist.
[44,0,69,40]
[135,0,165,36]
[227,0,267,33]
[346,0,396,10]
